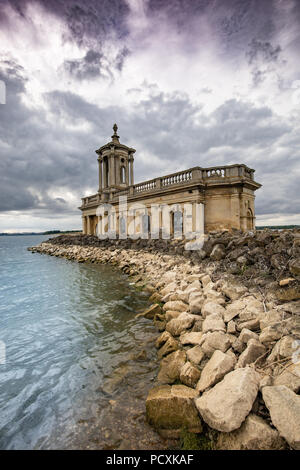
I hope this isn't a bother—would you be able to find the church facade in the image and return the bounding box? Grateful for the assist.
[79,125,261,238]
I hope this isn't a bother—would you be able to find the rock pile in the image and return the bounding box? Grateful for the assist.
[28,229,300,450]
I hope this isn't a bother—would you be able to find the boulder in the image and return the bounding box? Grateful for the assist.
[260,322,291,344]
[179,361,201,387]
[196,350,236,392]
[186,345,205,365]
[157,350,187,384]
[201,302,226,319]
[201,331,231,357]
[195,367,260,432]
[157,335,179,359]
[267,335,295,363]
[165,310,182,321]
[180,331,203,346]
[239,328,259,344]
[227,320,236,334]
[262,385,300,450]
[135,303,162,320]
[202,313,226,333]
[237,339,266,368]
[146,385,202,433]
[189,291,204,314]
[289,259,300,276]
[216,414,285,450]
[259,309,283,330]
[163,300,188,313]
[210,244,225,261]
[273,363,300,392]
[166,312,195,337]
[220,281,247,301]
[155,330,172,349]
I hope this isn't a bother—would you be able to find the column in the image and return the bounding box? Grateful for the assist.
[82,216,87,234]
[98,157,102,192]
[87,216,91,235]
[129,155,134,185]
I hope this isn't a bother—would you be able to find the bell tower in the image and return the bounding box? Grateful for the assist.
[96,124,136,200]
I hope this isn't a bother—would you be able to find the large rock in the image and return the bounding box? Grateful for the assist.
[201,302,226,319]
[273,363,300,392]
[157,350,187,384]
[186,345,205,365]
[189,291,204,314]
[289,259,300,276]
[239,328,259,344]
[221,281,247,301]
[179,361,201,387]
[163,300,188,313]
[260,322,291,343]
[180,331,203,345]
[157,335,179,359]
[267,335,296,363]
[237,339,266,368]
[216,414,285,450]
[210,244,225,261]
[146,385,202,433]
[202,313,226,333]
[262,385,300,450]
[166,312,195,337]
[196,350,236,392]
[201,331,231,357]
[195,367,260,432]
[135,303,162,320]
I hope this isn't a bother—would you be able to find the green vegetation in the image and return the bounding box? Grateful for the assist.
[179,428,214,450]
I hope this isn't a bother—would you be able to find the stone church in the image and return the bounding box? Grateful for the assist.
[79,125,261,238]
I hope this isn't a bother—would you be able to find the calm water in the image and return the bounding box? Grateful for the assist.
[0,235,162,450]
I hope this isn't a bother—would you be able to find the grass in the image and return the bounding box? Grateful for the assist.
[179,428,214,450]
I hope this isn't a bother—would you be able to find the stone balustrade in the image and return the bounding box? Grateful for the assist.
[81,164,255,207]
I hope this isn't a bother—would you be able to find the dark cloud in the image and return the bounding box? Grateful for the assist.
[64,49,105,80]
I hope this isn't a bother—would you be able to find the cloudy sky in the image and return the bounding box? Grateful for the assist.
[0,0,299,232]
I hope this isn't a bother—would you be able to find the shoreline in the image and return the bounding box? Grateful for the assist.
[28,230,300,450]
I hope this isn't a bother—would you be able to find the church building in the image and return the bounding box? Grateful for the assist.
[79,125,261,238]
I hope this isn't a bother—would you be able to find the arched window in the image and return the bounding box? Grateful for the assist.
[120,166,126,184]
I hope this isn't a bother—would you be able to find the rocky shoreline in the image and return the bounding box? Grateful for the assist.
[28,229,300,450]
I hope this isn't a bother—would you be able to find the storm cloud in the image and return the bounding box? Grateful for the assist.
[0,0,299,231]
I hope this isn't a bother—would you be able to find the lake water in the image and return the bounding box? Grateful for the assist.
[0,235,164,450]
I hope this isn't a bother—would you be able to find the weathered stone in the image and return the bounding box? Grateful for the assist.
[237,339,266,368]
[202,313,226,333]
[201,331,231,357]
[157,350,187,384]
[216,414,285,450]
[259,309,284,330]
[155,330,172,349]
[196,350,236,392]
[180,361,201,387]
[201,301,225,319]
[274,284,300,301]
[224,299,244,323]
[221,281,247,301]
[195,367,260,432]
[262,385,300,450]
[279,278,296,287]
[186,345,205,365]
[267,335,295,363]
[289,259,300,276]
[157,336,179,359]
[273,363,300,392]
[237,318,260,331]
[200,274,211,288]
[160,282,178,296]
[227,320,236,334]
[163,300,188,313]
[180,331,203,346]
[188,291,204,314]
[135,303,162,320]
[239,328,259,344]
[259,321,291,343]
[146,385,202,433]
[166,312,195,337]
[165,310,182,321]
[210,244,225,261]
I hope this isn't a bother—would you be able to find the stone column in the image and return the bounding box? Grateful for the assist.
[129,154,134,185]
[98,157,102,192]
[82,216,87,234]
[87,216,91,235]
[110,154,115,186]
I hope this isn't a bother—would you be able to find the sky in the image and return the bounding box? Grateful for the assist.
[0,0,299,232]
